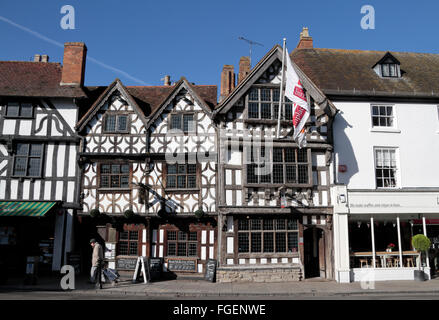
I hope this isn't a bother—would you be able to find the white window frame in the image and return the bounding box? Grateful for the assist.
[370,104,400,133]
[373,147,400,189]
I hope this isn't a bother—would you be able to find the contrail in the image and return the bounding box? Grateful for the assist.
[0,15,149,85]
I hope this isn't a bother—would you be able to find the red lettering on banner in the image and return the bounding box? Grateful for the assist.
[293,106,306,127]
[293,86,306,102]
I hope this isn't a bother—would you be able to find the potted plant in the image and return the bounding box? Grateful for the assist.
[387,243,395,252]
[194,208,204,219]
[412,234,431,281]
[124,209,135,219]
[90,208,101,218]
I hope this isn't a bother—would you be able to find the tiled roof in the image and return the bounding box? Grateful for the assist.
[0,61,86,98]
[291,48,439,98]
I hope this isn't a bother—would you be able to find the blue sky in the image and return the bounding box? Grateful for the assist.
[0,0,438,91]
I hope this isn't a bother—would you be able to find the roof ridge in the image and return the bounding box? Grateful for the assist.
[300,47,439,56]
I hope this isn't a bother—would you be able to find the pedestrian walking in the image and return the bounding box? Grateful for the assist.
[89,238,104,288]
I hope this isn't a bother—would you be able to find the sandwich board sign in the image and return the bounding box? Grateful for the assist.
[132,256,151,284]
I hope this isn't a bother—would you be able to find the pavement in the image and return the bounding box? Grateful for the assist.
[1,274,439,298]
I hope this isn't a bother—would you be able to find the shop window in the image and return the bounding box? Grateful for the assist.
[117,231,139,256]
[13,143,44,177]
[374,148,398,188]
[166,163,197,189]
[166,230,198,257]
[246,147,309,185]
[238,218,298,253]
[99,163,131,189]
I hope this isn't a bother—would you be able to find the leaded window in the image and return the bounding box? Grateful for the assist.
[103,114,129,133]
[100,164,130,188]
[238,218,299,253]
[13,143,43,177]
[166,230,198,257]
[5,102,34,118]
[117,231,138,256]
[169,113,195,133]
[247,87,293,120]
[166,163,197,189]
[246,147,309,185]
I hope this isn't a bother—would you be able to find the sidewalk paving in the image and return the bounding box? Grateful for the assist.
[1,274,439,298]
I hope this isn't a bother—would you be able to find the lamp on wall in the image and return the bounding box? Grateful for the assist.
[338,194,346,203]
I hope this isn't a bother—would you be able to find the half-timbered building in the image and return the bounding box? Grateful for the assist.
[76,77,218,276]
[214,37,337,282]
[0,43,87,274]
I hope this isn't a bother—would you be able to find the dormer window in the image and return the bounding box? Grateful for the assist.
[373,52,401,78]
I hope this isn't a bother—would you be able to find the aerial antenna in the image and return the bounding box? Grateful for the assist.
[238,36,264,68]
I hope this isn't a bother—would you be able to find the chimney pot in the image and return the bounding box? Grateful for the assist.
[163,75,171,86]
[41,55,49,63]
[220,65,235,101]
[34,54,41,62]
[61,42,87,86]
[297,27,313,49]
[238,56,251,84]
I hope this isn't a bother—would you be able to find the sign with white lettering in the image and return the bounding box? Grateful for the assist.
[167,259,197,272]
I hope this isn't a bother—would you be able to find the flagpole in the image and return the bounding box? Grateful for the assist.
[276,38,286,139]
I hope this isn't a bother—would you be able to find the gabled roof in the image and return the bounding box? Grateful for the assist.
[372,51,401,68]
[291,48,439,98]
[146,77,217,130]
[76,78,148,132]
[0,61,86,98]
[214,45,336,116]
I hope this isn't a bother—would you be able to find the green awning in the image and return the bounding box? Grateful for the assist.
[0,201,56,217]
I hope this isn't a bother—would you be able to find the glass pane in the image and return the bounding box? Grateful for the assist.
[261,89,271,101]
[238,219,249,231]
[273,164,284,183]
[276,219,286,230]
[167,175,176,188]
[263,219,273,230]
[188,243,197,256]
[189,232,197,241]
[386,106,393,116]
[118,242,128,255]
[101,164,111,174]
[177,175,186,188]
[263,233,274,252]
[275,233,286,252]
[372,106,379,115]
[298,165,308,184]
[287,219,298,230]
[129,242,138,255]
[251,233,262,252]
[118,115,128,131]
[372,116,379,126]
[100,176,109,188]
[177,243,187,256]
[111,175,119,188]
[273,104,279,120]
[288,232,298,252]
[29,144,42,157]
[261,103,271,119]
[284,104,293,121]
[120,175,129,188]
[382,64,389,77]
[6,103,19,117]
[167,231,177,241]
[187,175,196,188]
[272,89,280,101]
[187,164,196,174]
[20,103,33,117]
[16,143,29,156]
[250,219,261,230]
[13,157,27,176]
[129,231,138,240]
[389,64,397,77]
[167,164,177,174]
[247,164,258,183]
[273,148,283,162]
[286,165,296,183]
[170,114,181,130]
[178,232,187,241]
[111,165,120,174]
[297,149,307,163]
[183,114,194,132]
[379,106,386,116]
[238,233,249,253]
[167,243,176,256]
[248,102,259,118]
[248,88,258,101]
[119,231,129,240]
[28,158,41,176]
[121,165,130,173]
[105,115,116,132]
[285,149,295,162]
[178,165,186,174]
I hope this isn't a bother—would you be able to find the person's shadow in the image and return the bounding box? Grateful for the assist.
[333,111,359,185]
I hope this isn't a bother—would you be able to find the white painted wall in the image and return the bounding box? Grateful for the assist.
[333,102,439,189]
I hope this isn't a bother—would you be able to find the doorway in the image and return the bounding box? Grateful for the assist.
[304,227,325,278]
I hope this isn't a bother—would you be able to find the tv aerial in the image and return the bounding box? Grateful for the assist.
[238,36,264,68]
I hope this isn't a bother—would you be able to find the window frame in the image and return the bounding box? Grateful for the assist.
[4,101,35,119]
[244,146,312,187]
[168,112,197,134]
[97,162,132,191]
[12,143,44,178]
[117,230,140,256]
[371,104,397,129]
[374,147,399,189]
[237,217,299,256]
[102,113,130,134]
[164,162,199,191]
[380,63,399,78]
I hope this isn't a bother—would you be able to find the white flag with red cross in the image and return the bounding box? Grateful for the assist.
[284,48,309,148]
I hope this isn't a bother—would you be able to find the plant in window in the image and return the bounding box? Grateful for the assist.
[386,243,395,251]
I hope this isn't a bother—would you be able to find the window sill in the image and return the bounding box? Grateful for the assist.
[165,188,200,193]
[4,116,34,120]
[98,188,131,193]
[370,127,401,133]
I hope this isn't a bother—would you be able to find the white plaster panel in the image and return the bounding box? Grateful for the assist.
[18,120,32,135]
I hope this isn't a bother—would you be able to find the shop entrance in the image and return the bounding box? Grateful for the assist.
[304,227,325,278]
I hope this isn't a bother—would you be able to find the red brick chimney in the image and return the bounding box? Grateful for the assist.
[238,56,251,84]
[61,42,87,86]
[220,65,235,101]
[297,27,313,49]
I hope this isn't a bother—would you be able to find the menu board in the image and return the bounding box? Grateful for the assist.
[204,259,217,282]
[117,258,137,270]
[149,258,163,280]
[167,259,197,272]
